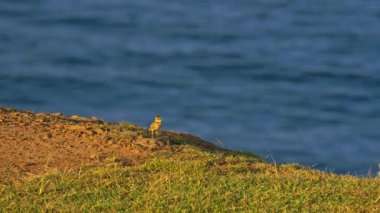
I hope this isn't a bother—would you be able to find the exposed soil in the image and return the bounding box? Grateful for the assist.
[0,108,220,179]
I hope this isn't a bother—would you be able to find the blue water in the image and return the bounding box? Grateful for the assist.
[1,0,380,175]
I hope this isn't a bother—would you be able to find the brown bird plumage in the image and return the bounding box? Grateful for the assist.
[149,115,162,138]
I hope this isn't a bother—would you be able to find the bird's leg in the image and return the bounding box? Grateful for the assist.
[150,130,153,138]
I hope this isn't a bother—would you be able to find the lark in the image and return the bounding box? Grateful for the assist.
[149,115,162,138]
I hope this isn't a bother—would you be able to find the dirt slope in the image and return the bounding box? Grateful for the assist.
[0,108,219,179]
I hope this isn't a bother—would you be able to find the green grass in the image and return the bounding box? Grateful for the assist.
[0,146,379,212]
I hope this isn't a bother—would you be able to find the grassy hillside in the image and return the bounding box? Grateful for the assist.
[0,108,379,212]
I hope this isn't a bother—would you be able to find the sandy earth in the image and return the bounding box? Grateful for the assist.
[0,108,219,179]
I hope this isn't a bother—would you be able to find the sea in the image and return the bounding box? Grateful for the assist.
[1,0,380,176]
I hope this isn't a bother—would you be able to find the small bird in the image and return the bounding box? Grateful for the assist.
[149,115,162,138]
